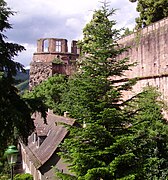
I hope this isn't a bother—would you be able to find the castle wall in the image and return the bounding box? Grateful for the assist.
[29,62,52,90]
[29,17,168,103]
[117,17,168,103]
[29,38,79,89]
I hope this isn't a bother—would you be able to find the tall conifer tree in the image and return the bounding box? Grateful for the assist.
[0,0,46,158]
[56,2,168,179]
[56,2,137,179]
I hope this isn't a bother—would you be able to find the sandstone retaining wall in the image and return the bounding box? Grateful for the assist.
[117,17,168,103]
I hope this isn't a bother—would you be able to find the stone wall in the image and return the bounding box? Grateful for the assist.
[29,17,168,103]
[29,38,79,89]
[117,17,168,103]
[29,62,52,90]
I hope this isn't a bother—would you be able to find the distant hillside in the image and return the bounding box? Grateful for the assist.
[16,80,29,94]
[14,69,29,93]
[14,69,29,82]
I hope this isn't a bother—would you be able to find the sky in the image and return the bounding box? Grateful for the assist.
[5,0,138,68]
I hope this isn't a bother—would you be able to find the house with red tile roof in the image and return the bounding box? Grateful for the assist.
[19,110,75,180]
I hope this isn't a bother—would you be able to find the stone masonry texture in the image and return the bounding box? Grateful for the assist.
[29,17,168,106]
[29,38,79,90]
[117,17,168,103]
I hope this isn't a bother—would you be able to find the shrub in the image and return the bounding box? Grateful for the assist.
[0,174,9,180]
[14,173,33,180]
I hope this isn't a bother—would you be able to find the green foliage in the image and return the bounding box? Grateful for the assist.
[56,171,77,180]
[129,0,168,29]
[14,173,33,180]
[16,80,29,94]
[0,0,47,173]
[52,57,64,65]
[122,86,168,179]
[59,85,168,179]
[55,2,168,180]
[0,161,10,180]
[56,2,138,179]
[122,28,133,37]
[0,74,47,149]
[0,174,9,180]
[23,74,67,114]
[0,0,25,80]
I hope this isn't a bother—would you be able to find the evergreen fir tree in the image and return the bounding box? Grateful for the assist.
[56,2,168,179]
[60,2,136,123]
[0,0,47,161]
[56,2,137,179]
[120,86,168,179]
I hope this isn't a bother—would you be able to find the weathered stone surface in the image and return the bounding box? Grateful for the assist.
[29,17,168,108]
[117,17,168,103]
[29,62,52,90]
[29,38,79,90]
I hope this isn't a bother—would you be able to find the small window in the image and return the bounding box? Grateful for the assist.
[56,41,62,52]
[33,133,37,143]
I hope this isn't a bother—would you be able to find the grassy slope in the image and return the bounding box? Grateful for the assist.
[15,69,29,93]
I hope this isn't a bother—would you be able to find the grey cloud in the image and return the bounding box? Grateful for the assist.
[6,13,85,45]
[4,0,138,66]
[5,13,86,67]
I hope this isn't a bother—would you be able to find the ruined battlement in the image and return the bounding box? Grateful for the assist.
[29,38,79,90]
[36,38,79,54]
[33,38,80,63]
[29,17,168,103]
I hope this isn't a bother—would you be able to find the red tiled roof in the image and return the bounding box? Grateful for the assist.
[24,112,75,169]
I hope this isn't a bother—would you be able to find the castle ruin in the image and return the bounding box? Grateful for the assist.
[29,17,168,104]
[29,38,80,90]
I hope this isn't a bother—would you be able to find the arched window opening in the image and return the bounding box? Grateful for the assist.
[43,39,49,52]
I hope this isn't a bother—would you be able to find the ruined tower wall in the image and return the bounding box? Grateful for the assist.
[117,17,168,102]
[29,38,79,90]
[29,17,168,101]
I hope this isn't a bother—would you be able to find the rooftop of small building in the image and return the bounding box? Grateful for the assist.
[22,110,75,169]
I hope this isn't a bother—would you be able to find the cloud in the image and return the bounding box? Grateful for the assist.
[5,0,138,67]
[14,43,36,67]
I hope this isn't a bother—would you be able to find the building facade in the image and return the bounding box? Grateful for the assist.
[29,38,80,90]
[20,111,75,180]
